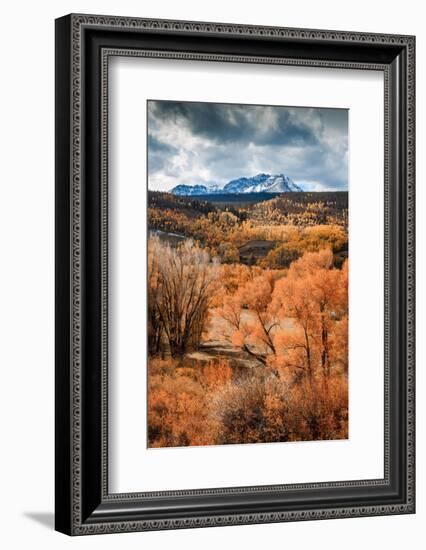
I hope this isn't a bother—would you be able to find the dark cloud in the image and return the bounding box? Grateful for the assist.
[319,108,348,133]
[147,135,178,172]
[148,100,322,147]
[148,134,176,153]
[147,100,348,191]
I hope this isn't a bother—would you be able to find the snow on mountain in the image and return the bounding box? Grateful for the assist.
[222,173,271,193]
[223,173,302,194]
[171,184,213,196]
[170,174,302,196]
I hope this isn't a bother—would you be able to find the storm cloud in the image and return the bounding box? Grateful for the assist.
[147,100,348,192]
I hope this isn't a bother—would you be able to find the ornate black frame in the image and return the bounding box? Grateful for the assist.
[55,14,415,535]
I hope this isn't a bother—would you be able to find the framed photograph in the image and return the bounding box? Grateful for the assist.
[55,14,415,535]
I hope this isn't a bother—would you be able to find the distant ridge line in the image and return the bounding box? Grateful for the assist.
[170,173,303,196]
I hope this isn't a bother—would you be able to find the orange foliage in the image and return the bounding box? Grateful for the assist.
[149,195,348,268]
[147,200,349,448]
[148,357,348,447]
[148,359,232,447]
[217,249,348,383]
[208,370,347,445]
[201,362,233,387]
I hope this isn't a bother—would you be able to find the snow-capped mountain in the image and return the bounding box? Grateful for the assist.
[223,173,302,193]
[170,184,211,196]
[171,173,302,196]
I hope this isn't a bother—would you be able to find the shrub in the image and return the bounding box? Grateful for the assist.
[210,371,348,444]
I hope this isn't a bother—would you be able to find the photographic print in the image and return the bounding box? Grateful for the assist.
[147,100,349,448]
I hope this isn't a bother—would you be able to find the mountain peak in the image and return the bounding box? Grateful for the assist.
[170,173,302,196]
[222,173,302,194]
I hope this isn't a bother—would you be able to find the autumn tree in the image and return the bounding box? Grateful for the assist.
[270,249,348,381]
[262,243,301,269]
[301,224,347,254]
[218,248,348,379]
[148,237,218,357]
[218,271,280,365]
[147,247,164,355]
